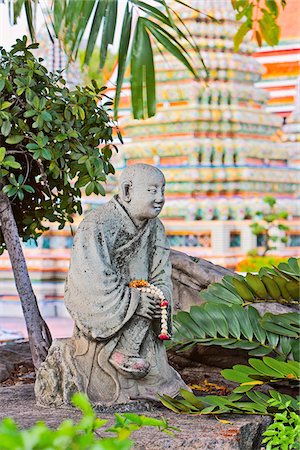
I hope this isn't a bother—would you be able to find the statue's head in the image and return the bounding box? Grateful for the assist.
[118,164,165,226]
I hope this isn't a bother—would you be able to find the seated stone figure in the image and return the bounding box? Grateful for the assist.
[35,164,189,407]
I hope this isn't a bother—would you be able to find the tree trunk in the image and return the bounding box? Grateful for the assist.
[0,192,52,369]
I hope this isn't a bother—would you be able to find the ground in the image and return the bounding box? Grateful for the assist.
[0,340,272,450]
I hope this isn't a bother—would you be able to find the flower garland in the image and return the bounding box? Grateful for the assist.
[129,280,170,340]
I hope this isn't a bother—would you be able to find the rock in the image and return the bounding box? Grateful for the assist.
[0,364,10,382]
[0,341,34,383]
[170,249,235,311]
[0,384,271,450]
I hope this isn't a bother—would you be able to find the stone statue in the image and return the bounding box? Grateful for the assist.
[35,164,189,407]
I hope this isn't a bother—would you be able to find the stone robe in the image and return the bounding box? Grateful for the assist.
[35,197,188,406]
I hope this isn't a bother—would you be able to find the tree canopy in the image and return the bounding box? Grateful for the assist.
[0,36,118,253]
[7,0,286,120]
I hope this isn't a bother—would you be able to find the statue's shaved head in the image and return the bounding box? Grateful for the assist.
[118,164,165,190]
[117,164,166,226]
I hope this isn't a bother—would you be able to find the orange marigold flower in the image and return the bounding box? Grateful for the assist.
[129,279,149,288]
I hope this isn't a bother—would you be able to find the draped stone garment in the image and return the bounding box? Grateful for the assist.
[35,197,188,406]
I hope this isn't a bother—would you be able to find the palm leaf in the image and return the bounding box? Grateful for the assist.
[159,389,299,416]
[113,3,133,119]
[130,18,156,119]
[84,1,107,66]
[171,303,298,360]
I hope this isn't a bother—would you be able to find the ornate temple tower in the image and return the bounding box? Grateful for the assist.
[110,0,299,259]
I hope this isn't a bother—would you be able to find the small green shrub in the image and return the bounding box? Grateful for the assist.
[0,393,178,450]
[262,394,300,450]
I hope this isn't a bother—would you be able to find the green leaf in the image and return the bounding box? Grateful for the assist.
[0,101,12,110]
[2,159,21,169]
[5,135,24,144]
[204,303,229,337]
[85,181,94,196]
[248,306,266,343]
[131,18,156,119]
[42,149,52,160]
[84,0,107,65]
[190,305,217,337]
[100,0,117,69]
[24,109,36,118]
[175,310,206,338]
[248,358,285,378]
[41,111,52,121]
[55,134,68,142]
[234,20,250,52]
[221,368,253,384]
[0,147,6,162]
[23,185,35,193]
[263,357,299,378]
[207,284,242,305]
[114,3,133,119]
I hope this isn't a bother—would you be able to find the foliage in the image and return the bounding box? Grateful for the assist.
[0,393,178,450]
[171,258,299,359]
[262,395,300,450]
[250,196,289,256]
[162,257,300,447]
[159,388,299,416]
[221,357,300,394]
[172,303,299,360]
[0,36,119,254]
[8,1,286,119]
[236,256,289,273]
[232,0,286,51]
[201,257,299,306]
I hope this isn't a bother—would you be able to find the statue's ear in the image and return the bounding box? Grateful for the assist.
[121,181,132,202]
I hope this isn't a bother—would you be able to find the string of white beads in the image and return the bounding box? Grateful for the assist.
[129,281,170,340]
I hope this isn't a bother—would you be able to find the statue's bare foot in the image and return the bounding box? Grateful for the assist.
[109,351,150,378]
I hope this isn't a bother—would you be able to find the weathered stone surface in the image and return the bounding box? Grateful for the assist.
[170,249,235,311]
[0,341,33,383]
[1,384,271,450]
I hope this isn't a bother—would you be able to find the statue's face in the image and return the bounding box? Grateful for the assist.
[125,170,165,224]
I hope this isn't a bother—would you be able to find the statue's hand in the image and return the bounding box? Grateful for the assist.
[136,292,161,320]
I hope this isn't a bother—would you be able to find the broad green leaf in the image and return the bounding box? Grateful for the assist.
[114,3,133,119]
[175,310,206,338]
[248,358,284,378]
[234,20,250,52]
[180,389,206,409]
[131,18,156,119]
[263,357,299,378]
[5,135,24,144]
[231,305,253,341]
[144,18,198,79]
[204,303,229,337]
[247,306,266,344]
[190,305,217,337]
[221,368,253,384]
[0,147,6,162]
[100,0,117,69]
[219,304,241,339]
[0,101,12,110]
[84,0,107,65]
[207,284,242,305]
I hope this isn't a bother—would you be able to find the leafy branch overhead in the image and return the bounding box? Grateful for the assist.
[0,37,119,253]
[9,1,286,119]
[232,0,286,51]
